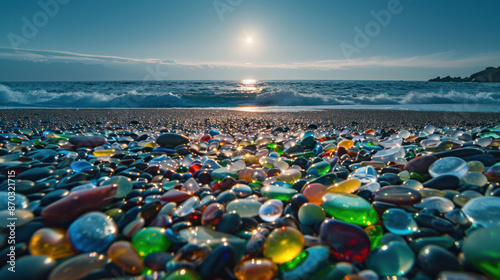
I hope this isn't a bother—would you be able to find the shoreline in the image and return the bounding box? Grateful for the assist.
[1,108,499,130]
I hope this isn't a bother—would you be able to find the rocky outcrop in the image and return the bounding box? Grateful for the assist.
[429,67,500,83]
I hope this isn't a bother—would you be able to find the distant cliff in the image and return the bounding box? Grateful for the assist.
[429,66,500,83]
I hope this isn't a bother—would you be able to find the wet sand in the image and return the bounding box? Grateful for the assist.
[1,109,499,131]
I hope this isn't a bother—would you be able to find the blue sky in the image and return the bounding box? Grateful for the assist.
[1,0,499,81]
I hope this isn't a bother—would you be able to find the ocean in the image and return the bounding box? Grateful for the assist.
[1,80,499,112]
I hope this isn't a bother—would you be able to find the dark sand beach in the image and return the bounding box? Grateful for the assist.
[1,109,499,130]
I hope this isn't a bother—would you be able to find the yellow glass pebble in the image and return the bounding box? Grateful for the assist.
[93,149,115,157]
[263,226,304,264]
[338,140,354,149]
[326,179,361,193]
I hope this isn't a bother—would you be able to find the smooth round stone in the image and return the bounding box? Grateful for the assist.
[429,157,468,178]
[462,197,500,227]
[48,252,108,280]
[417,245,459,277]
[68,211,117,253]
[302,183,327,205]
[226,198,262,218]
[42,184,118,223]
[174,196,200,217]
[409,236,454,252]
[462,172,488,187]
[234,258,278,280]
[132,227,171,257]
[319,219,371,262]
[70,161,93,173]
[453,190,483,207]
[69,135,107,148]
[486,165,500,183]
[199,243,234,279]
[263,226,304,264]
[202,202,225,225]
[403,179,423,190]
[326,178,361,194]
[0,192,28,209]
[298,203,326,226]
[261,185,297,201]
[231,184,253,198]
[17,167,54,181]
[0,255,56,280]
[280,246,330,279]
[366,241,414,276]
[211,168,238,182]
[40,189,69,206]
[156,133,189,147]
[383,208,418,235]
[404,155,437,175]
[322,193,378,226]
[415,197,455,213]
[422,174,460,190]
[259,199,283,222]
[0,209,33,229]
[373,186,422,206]
[468,161,485,173]
[463,226,500,279]
[278,168,302,183]
[102,176,133,198]
[160,189,192,203]
[107,240,143,274]
[29,228,74,259]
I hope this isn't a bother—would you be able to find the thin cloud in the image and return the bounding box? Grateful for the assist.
[0,47,498,71]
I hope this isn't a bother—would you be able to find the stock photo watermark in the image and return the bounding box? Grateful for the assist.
[213,0,243,21]
[7,0,70,51]
[6,170,17,273]
[339,0,410,60]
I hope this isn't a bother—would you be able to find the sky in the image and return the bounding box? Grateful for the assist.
[0,0,499,81]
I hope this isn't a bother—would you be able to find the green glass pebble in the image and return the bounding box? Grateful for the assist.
[132,227,171,257]
[462,172,488,187]
[322,193,378,226]
[102,175,133,198]
[298,203,326,226]
[365,225,383,249]
[211,168,238,182]
[366,241,415,277]
[409,236,454,252]
[463,226,500,279]
[280,246,330,279]
[261,185,297,201]
[226,198,262,217]
[307,161,331,176]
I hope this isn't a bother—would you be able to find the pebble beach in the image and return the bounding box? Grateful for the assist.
[1,108,500,280]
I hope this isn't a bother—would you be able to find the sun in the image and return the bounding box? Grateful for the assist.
[246,38,253,44]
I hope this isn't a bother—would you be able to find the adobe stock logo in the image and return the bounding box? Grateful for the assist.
[339,0,411,60]
[7,0,70,51]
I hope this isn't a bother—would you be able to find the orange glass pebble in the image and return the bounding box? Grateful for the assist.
[234,258,278,280]
[29,228,74,259]
[238,168,254,183]
[303,183,327,205]
[107,241,143,274]
[364,129,376,135]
